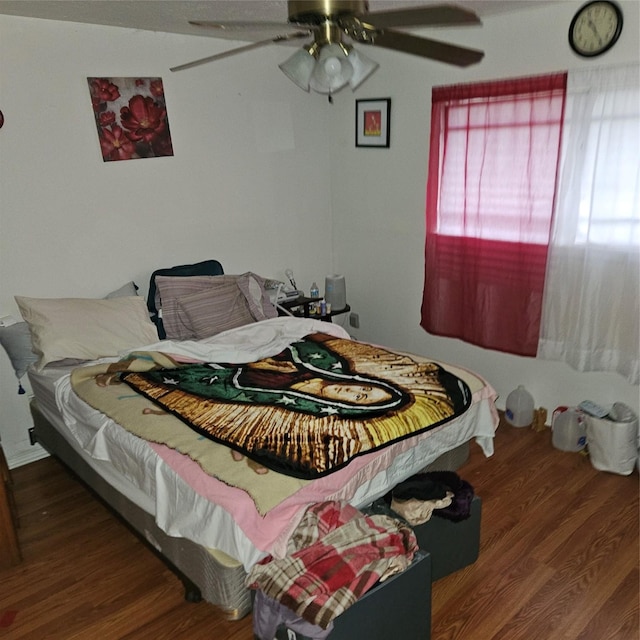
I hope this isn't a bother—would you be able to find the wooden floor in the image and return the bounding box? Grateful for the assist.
[1,421,638,639]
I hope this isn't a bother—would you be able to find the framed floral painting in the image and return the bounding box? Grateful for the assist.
[87,77,174,162]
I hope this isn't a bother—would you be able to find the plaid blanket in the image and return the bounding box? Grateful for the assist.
[246,501,418,629]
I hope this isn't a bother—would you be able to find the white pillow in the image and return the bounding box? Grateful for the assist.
[1,282,141,380]
[15,295,158,370]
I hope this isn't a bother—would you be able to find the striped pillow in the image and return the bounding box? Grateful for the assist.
[155,275,227,340]
[236,273,278,321]
[177,281,256,339]
[155,273,276,340]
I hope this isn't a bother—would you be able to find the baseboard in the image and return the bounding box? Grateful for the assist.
[6,443,49,469]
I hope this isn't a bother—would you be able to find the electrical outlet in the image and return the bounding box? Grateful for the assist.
[349,312,360,329]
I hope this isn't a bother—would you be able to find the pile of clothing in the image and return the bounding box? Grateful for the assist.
[383,470,475,526]
[247,472,473,640]
[247,500,418,639]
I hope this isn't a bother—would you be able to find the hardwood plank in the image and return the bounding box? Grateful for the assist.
[431,421,638,640]
[1,418,637,639]
[574,567,640,640]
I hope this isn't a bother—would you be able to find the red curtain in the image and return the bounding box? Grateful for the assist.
[421,73,567,356]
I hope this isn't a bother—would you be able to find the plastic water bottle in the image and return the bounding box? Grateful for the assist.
[552,408,587,452]
[505,385,534,427]
[309,282,319,315]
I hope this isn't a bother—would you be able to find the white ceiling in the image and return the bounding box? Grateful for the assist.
[0,1,555,41]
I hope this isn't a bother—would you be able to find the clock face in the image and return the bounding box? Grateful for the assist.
[569,1,623,57]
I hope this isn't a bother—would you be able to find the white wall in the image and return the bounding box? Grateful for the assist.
[329,1,639,417]
[1,2,639,466]
[0,15,335,464]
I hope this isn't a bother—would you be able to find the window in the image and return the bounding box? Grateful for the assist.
[539,64,639,384]
[437,92,565,243]
[421,74,567,356]
[557,84,639,247]
[422,65,639,383]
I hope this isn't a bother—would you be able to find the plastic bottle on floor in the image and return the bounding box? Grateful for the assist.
[505,385,534,427]
[552,408,587,452]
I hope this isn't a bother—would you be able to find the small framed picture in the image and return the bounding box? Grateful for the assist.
[356,98,390,148]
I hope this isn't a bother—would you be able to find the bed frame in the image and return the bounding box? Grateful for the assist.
[30,400,252,618]
[30,398,473,621]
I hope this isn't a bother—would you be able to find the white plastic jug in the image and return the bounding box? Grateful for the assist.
[505,385,534,427]
[552,407,587,452]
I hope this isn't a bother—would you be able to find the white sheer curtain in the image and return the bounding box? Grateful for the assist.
[539,64,639,384]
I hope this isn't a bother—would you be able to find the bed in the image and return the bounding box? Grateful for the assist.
[9,263,499,623]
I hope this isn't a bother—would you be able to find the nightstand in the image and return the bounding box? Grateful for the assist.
[0,442,21,568]
[278,296,350,322]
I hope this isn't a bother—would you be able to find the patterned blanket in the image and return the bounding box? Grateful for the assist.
[120,333,471,479]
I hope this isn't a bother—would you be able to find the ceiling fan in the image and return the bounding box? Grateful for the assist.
[170,1,484,95]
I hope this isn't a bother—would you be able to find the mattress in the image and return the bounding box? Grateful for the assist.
[27,319,498,573]
[29,361,264,570]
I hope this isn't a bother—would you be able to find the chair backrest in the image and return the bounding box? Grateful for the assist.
[147,259,224,338]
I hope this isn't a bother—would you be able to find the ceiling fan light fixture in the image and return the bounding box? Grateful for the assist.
[278,47,316,91]
[309,43,353,94]
[346,47,379,89]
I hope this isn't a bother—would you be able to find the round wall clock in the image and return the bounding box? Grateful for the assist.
[569,1,623,57]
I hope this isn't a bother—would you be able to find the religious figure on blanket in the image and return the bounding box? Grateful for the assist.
[144,332,413,419]
[120,332,471,478]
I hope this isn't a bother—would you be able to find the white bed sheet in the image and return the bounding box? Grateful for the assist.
[30,318,498,572]
[31,359,272,570]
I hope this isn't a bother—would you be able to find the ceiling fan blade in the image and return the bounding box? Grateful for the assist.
[370,30,483,67]
[362,5,481,29]
[189,20,291,31]
[170,32,310,72]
